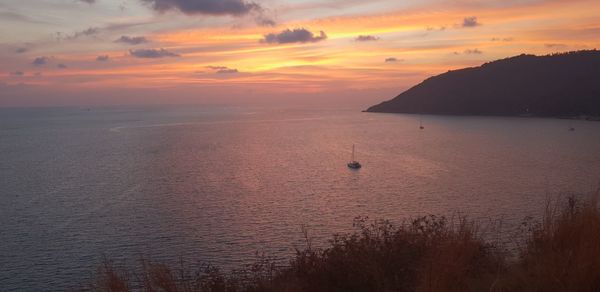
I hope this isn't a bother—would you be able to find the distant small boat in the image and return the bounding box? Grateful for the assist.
[419,115,424,129]
[347,144,362,169]
[568,120,575,131]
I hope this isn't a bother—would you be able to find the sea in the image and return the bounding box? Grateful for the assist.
[1,105,599,291]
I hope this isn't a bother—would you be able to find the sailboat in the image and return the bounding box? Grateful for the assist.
[419,115,424,130]
[347,144,362,169]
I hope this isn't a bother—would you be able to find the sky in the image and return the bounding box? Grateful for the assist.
[1,0,599,107]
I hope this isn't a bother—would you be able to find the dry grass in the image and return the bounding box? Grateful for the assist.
[83,191,600,292]
[498,193,600,291]
[90,257,129,292]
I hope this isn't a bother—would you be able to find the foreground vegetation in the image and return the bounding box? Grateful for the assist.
[85,193,600,292]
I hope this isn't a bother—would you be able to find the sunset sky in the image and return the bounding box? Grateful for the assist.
[1,0,599,106]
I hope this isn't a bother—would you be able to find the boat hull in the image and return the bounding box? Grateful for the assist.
[347,161,362,169]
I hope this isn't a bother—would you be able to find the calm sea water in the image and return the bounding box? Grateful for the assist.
[1,105,600,291]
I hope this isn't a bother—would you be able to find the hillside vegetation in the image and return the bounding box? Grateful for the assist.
[367,50,600,118]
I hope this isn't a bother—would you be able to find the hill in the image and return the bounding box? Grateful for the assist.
[366,50,600,118]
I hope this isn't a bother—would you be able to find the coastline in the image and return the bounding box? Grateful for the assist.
[362,110,600,121]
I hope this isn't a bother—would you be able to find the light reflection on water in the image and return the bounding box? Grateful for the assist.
[1,105,599,291]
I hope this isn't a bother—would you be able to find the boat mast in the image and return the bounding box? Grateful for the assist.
[352,144,355,161]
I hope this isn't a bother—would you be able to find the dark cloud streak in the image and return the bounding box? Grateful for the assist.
[464,49,483,54]
[261,28,327,44]
[385,57,402,63]
[141,0,261,16]
[115,36,149,45]
[207,66,238,74]
[255,16,276,27]
[67,27,100,40]
[462,16,480,27]
[355,35,379,42]
[32,57,49,66]
[216,68,238,74]
[129,48,180,58]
